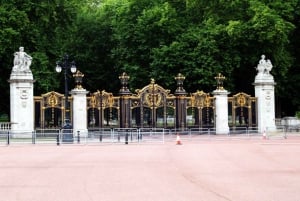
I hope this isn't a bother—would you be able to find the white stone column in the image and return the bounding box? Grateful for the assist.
[8,47,35,135]
[70,88,89,137]
[254,55,276,134]
[212,89,230,134]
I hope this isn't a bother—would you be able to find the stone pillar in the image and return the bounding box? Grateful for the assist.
[253,55,276,133]
[70,88,89,136]
[212,73,229,134]
[8,47,35,134]
[70,71,89,136]
[213,89,230,134]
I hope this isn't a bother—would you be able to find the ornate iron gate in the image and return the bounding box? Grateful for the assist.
[86,73,216,129]
[129,78,176,128]
[87,90,120,128]
[187,90,215,128]
[34,91,72,128]
[34,73,256,129]
[228,92,257,127]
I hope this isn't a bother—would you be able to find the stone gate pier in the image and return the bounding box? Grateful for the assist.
[8,47,35,136]
[254,55,276,133]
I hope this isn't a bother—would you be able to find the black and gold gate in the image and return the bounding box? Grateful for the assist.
[34,91,72,128]
[87,90,120,128]
[228,92,257,127]
[129,78,176,128]
[34,72,256,129]
[187,91,215,128]
[86,73,215,129]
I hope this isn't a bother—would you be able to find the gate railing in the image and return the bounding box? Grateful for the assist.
[1,126,297,146]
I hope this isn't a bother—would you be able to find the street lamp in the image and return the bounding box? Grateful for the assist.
[55,54,77,124]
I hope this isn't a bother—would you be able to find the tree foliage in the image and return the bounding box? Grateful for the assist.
[0,0,299,116]
[0,0,79,114]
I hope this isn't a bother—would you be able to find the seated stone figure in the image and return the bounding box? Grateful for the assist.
[256,54,273,75]
[12,47,32,72]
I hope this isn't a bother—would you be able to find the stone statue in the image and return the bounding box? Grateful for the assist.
[12,47,32,72]
[265,59,273,74]
[256,54,273,75]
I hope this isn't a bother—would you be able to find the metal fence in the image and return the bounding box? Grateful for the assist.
[0,126,298,146]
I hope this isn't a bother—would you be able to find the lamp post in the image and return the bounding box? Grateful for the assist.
[55,54,77,124]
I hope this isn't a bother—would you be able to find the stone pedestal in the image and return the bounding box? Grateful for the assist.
[254,75,276,133]
[9,71,35,134]
[70,88,89,136]
[212,89,230,134]
[254,55,276,133]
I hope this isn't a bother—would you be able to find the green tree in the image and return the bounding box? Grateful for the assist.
[64,0,122,93]
[0,0,299,117]
[0,0,79,115]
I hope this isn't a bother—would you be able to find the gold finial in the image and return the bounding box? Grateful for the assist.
[119,72,131,94]
[119,72,130,80]
[214,73,226,90]
[175,73,185,81]
[174,73,186,94]
[73,70,84,89]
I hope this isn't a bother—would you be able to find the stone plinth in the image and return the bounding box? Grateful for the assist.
[9,71,35,134]
[70,88,89,137]
[212,89,230,134]
[253,55,276,133]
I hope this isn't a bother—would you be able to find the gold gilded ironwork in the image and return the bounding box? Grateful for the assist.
[167,100,175,108]
[175,73,186,94]
[47,94,58,107]
[150,78,155,84]
[43,91,64,108]
[215,73,226,90]
[204,94,211,107]
[34,70,258,130]
[35,91,65,128]
[189,90,213,109]
[190,95,195,107]
[131,100,140,108]
[108,94,114,108]
[89,95,97,108]
[186,90,215,127]
[91,90,116,109]
[233,92,251,108]
[145,93,162,108]
[73,70,84,89]
[119,72,130,93]
[101,91,112,108]
[119,72,130,82]
[135,78,173,108]
[145,79,162,108]
[237,94,246,107]
[228,92,257,127]
[175,73,185,83]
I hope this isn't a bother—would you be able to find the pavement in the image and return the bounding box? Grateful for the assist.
[0,137,300,201]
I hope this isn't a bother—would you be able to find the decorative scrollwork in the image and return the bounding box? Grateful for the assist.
[131,100,140,108]
[233,92,251,108]
[189,90,212,108]
[89,95,97,108]
[145,93,162,108]
[237,94,246,107]
[47,94,58,107]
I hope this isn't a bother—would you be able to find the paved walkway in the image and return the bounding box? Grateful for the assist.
[0,138,300,201]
